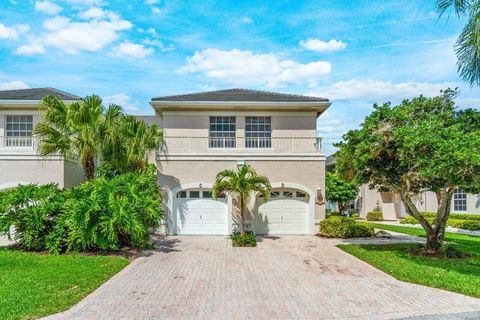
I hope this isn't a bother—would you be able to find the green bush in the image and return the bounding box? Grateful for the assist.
[351,213,360,219]
[320,216,374,238]
[326,211,341,218]
[231,231,257,247]
[400,213,480,231]
[0,170,164,254]
[366,211,384,221]
[0,184,65,251]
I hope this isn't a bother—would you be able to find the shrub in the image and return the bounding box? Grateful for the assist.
[0,184,65,251]
[400,213,480,231]
[351,213,360,219]
[320,216,374,238]
[326,211,341,218]
[447,219,480,231]
[366,211,383,221]
[231,231,256,247]
[52,171,163,253]
[0,170,164,254]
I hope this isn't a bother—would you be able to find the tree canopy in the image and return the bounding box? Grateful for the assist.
[335,89,480,251]
[325,172,359,213]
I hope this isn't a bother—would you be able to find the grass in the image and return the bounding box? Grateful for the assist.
[338,223,480,298]
[0,247,129,320]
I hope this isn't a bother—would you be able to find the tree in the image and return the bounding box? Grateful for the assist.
[212,164,271,234]
[325,172,359,214]
[34,95,122,179]
[100,115,163,176]
[436,0,480,86]
[335,89,480,252]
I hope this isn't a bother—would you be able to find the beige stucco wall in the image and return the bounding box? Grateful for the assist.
[163,113,317,138]
[157,159,325,226]
[63,160,85,189]
[0,159,65,189]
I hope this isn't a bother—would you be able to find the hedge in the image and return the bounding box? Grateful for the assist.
[366,211,384,221]
[400,212,480,231]
[320,216,374,238]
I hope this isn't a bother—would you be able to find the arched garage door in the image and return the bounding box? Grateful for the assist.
[254,189,309,235]
[173,189,228,235]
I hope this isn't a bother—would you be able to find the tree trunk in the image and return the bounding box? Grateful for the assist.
[83,156,95,180]
[338,202,348,214]
[239,193,245,234]
[400,187,454,253]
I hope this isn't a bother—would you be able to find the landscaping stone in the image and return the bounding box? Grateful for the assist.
[375,230,392,238]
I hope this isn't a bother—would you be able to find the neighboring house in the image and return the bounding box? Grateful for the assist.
[326,155,480,219]
[152,88,330,235]
[0,88,85,190]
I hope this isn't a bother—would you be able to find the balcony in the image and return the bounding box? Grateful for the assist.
[160,136,323,156]
[0,136,37,154]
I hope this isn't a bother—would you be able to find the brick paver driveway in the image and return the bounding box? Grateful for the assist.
[45,236,480,320]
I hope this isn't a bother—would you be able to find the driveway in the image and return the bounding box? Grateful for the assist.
[45,235,480,320]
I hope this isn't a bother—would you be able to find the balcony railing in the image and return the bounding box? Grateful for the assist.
[0,136,37,153]
[160,136,323,155]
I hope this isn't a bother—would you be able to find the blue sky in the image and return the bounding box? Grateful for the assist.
[1,0,479,154]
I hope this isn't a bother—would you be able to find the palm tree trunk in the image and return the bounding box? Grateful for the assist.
[240,193,246,234]
[83,156,95,180]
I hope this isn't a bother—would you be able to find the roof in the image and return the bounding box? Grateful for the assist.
[151,88,328,102]
[0,87,81,101]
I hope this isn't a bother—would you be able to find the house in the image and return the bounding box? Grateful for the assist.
[152,88,331,235]
[0,88,85,190]
[0,87,330,236]
[326,155,480,219]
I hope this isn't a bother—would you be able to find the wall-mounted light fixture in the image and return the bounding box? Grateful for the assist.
[199,183,203,189]
[281,183,285,188]
[236,160,245,170]
[316,188,325,205]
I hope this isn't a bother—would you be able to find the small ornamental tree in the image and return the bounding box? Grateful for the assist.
[212,164,271,235]
[325,172,359,214]
[335,89,480,253]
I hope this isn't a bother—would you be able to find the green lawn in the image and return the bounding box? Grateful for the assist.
[338,223,480,298]
[0,247,129,320]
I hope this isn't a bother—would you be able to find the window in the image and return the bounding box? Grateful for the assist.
[202,191,212,198]
[245,116,271,148]
[453,188,467,211]
[270,191,280,198]
[176,191,187,198]
[296,191,306,198]
[209,116,236,148]
[189,191,200,198]
[283,191,293,198]
[5,115,33,147]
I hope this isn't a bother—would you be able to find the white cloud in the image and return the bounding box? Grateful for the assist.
[78,7,106,20]
[241,16,253,24]
[307,79,456,101]
[144,0,159,4]
[112,41,154,60]
[35,1,62,15]
[40,14,132,54]
[299,39,347,52]
[177,48,331,87]
[102,93,139,112]
[143,38,175,52]
[15,43,46,55]
[0,80,30,91]
[151,7,161,14]
[0,23,30,40]
[64,0,104,5]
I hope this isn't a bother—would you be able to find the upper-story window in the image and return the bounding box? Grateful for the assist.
[245,116,271,148]
[453,188,467,212]
[209,116,236,148]
[5,115,33,147]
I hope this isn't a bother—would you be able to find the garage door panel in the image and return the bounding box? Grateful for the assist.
[174,192,227,235]
[254,191,308,235]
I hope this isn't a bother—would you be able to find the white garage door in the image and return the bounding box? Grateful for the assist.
[173,190,228,235]
[254,190,309,234]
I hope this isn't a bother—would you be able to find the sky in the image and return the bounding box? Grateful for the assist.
[1,0,479,155]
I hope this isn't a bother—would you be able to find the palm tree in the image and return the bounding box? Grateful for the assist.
[436,0,480,86]
[34,95,122,179]
[101,115,163,174]
[212,164,271,234]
